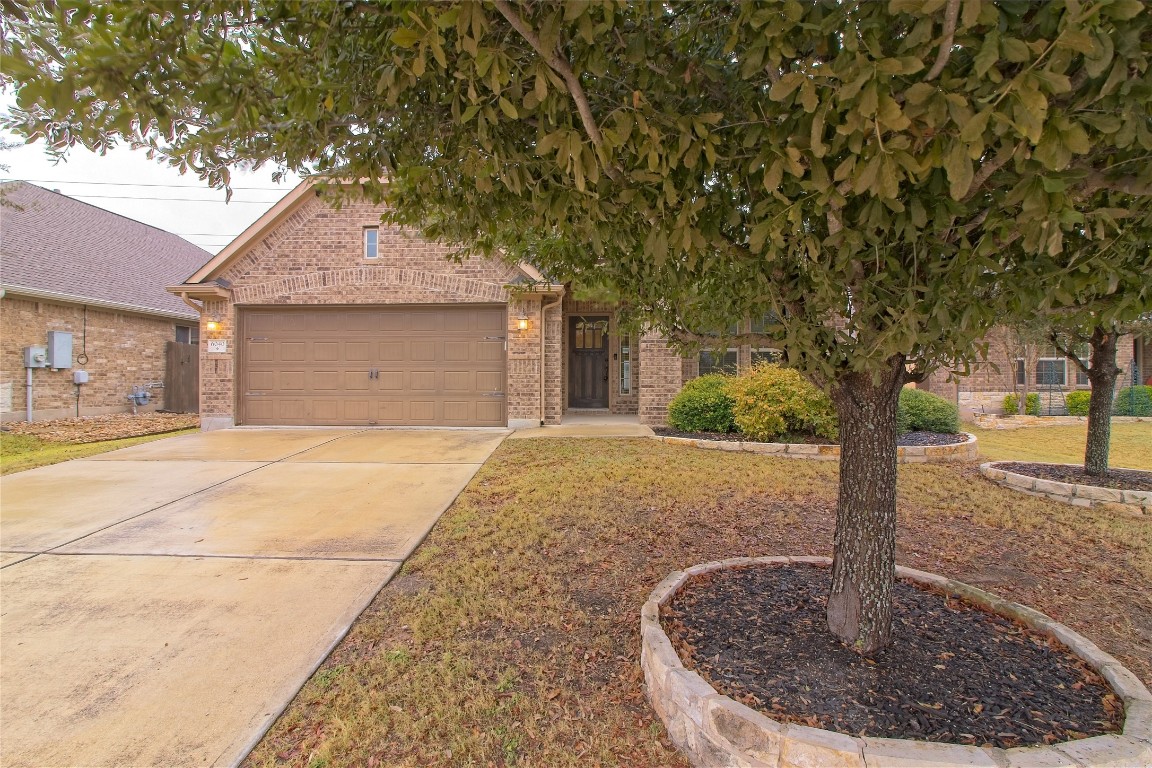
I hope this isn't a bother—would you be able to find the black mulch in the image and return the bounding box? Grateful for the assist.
[996,462,1152,492]
[661,563,1122,749]
[652,427,967,447]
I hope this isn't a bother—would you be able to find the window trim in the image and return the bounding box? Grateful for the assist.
[699,348,739,376]
[1017,357,1067,387]
[363,226,379,259]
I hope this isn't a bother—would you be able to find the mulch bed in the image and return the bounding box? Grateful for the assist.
[662,563,1122,749]
[1,412,200,443]
[653,427,967,447]
[997,462,1152,492]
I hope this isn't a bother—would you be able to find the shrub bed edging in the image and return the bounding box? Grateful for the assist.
[979,461,1151,516]
[653,432,978,464]
[641,556,1152,768]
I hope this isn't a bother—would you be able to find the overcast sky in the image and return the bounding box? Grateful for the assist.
[1,92,302,255]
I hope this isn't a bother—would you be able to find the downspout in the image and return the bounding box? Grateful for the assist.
[540,292,563,426]
[178,292,205,314]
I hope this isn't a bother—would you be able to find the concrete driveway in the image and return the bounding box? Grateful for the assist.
[0,428,507,768]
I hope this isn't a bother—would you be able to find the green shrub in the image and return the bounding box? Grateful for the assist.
[1114,385,1152,417]
[1065,390,1092,417]
[728,363,838,441]
[897,388,960,434]
[667,374,735,432]
[1002,392,1040,416]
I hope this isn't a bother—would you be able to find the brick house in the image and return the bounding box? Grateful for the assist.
[1,182,210,422]
[168,179,685,430]
[918,326,1150,417]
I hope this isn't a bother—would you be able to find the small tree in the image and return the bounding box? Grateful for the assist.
[6,1,1151,654]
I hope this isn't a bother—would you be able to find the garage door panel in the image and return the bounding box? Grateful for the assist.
[311,371,342,391]
[280,342,306,362]
[240,306,506,427]
[410,401,435,421]
[313,342,340,361]
[379,342,405,361]
[409,371,436,391]
[248,371,276,391]
[278,371,305,391]
[249,342,275,362]
[345,342,372,361]
[476,400,504,422]
[410,341,437,361]
[443,371,473,391]
[476,341,504,361]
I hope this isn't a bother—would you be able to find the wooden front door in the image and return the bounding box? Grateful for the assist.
[568,316,609,408]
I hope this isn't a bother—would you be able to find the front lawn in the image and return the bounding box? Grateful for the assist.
[245,438,1151,768]
[0,428,198,474]
[971,421,1152,469]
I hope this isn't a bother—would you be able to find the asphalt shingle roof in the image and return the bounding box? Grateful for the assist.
[0,181,212,318]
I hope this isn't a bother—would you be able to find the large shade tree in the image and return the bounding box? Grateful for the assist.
[5,0,1150,654]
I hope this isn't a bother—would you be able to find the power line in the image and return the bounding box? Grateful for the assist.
[65,193,282,203]
[9,177,296,192]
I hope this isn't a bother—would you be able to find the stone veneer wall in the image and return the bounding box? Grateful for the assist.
[1,295,185,421]
[199,193,526,429]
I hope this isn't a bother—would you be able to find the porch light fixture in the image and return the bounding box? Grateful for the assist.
[517,315,529,332]
[205,313,222,332]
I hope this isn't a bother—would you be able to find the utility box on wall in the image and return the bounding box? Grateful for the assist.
[23,346,47,368]
[46,331,73,369]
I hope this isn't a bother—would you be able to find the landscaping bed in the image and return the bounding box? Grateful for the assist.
[1,412,199,443]
[995,462,1152,492]
[662,562,1121,749]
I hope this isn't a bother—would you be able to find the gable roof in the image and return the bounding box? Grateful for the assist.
[173,178,553,293]
[1,181,211,319]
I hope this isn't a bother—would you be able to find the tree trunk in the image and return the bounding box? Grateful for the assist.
[1084,328,1120,476]
[826,356,907,656]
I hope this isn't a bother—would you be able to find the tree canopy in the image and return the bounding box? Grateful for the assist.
[5,0,1149,383]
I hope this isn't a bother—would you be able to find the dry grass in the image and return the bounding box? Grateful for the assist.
[0,428,199,475]
[970,421,1152,469]
[245,439,1151,768]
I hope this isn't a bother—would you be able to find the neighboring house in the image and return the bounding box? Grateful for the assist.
[168,179,686,430]
[1,181,210,421]
[918,326,1150,417]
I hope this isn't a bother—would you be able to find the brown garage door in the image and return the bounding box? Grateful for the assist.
[238,306,506,426]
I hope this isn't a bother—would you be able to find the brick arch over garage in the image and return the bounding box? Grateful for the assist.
[230,266,511,305]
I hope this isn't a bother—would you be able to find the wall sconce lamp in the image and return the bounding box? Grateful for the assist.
[205,313,222,332]
[517,315,530,332]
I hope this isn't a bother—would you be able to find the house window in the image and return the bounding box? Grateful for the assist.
[364,227,379,259]
[751,348,780,366]
[1076,368,1089,387]
[620,334,632,394]
[699,349,738,375]
[176,325,200,345]
[1018,358,1067,387]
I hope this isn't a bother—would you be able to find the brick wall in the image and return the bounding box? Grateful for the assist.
[638,331,683,426]
[203,194,527,426]
[1,295,186,421]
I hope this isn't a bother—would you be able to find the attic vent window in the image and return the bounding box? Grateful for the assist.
[364,227,379,259]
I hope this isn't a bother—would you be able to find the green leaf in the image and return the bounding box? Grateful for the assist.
[498,97,518,119]
[769,72,805,101]
[390,28,422,48]
[959,108,992,143]
[904,82,936,105]
[945,142,973,200]
[974,30,1000,77]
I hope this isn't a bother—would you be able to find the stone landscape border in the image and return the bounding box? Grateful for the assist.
[980,461,1152,516]
[653,432,978,464]
[641,556,1152,768]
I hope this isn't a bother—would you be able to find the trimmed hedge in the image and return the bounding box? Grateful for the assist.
[898,388,960,434]
[1114,385,1152,417]
[727,364,838,442]
[1065,390,1092,417]
[1002,392,1040,416]
[667,373,735,432]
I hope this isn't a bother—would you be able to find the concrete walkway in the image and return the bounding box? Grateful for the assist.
[0,428,507,768]
[509,413,654,439]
